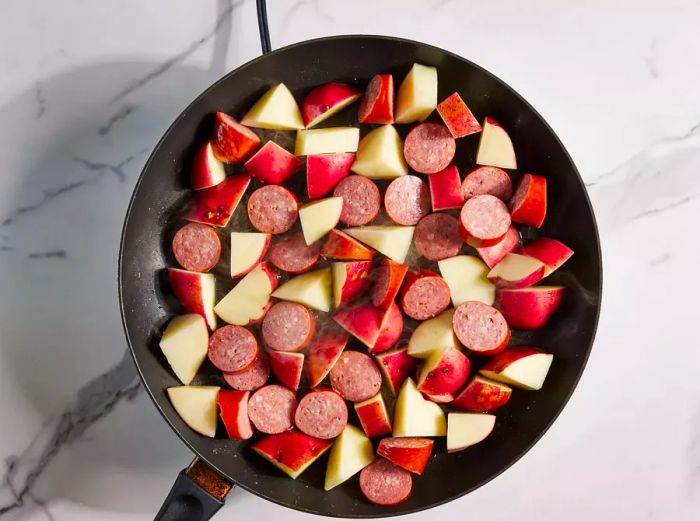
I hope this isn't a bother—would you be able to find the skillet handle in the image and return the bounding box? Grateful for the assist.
[154,458,233,521]
[256,0,272,54]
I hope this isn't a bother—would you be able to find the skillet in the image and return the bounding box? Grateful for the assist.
[118,2,602,519]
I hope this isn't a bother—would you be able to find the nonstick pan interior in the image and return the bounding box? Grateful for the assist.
[119,35,602,518]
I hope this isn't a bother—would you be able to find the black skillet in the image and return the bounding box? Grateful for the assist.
[118,1,602,519]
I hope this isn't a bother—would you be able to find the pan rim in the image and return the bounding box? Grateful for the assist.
[118,33,603,518]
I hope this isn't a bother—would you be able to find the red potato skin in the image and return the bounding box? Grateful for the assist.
[244,141,302,185]
[495,286,564,329]
[304,331,349,388]
[487,257,545,289]
[354,395,392,438]
[451,376,512,412]
[191,142,225,191]
[416,346,470,396]
[333,301,385,348]
[428,165,465,211]
[184,174,251,227]
[358,74,394,124]
[167,268,214,329]
[212,112,260,164]
[371,259,408,310]
[377,438,434,475]
[519,238,573,274]
[374,347,417,396]
[422,392,454,403]
[252,430,333,475]
[217,390,253,440]
[436,92,482,138]
[335,261,373,307]
[479,346,546,375]
[321,229,375,260]
[476,225,520,269]
[268,351,304,391]
[302,83,361,127]
[510,174,547,228]
[306,153,355,200]
[371,301,404,354]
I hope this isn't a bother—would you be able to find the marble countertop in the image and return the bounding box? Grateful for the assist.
[0,0,698,519]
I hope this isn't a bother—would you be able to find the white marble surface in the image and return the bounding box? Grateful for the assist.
[0,0,698,519]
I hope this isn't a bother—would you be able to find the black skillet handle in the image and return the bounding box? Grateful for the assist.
[256,0,272,54]
[154,459,233,521]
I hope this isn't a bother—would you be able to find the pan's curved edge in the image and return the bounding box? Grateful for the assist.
[118,34,603,518]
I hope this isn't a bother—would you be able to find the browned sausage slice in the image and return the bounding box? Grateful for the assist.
[461,166,513,201]
[247,185,299,234]
[247,384,297,434]
[403,123,455,174]
[268,232,321,273]
[459,194,511,247]
[452,301,510,356]
[360,458,413,506]
[333,175,381,226]
[413,213,463,261]
[384,175,430,226]
[208,325,258,372]
[329,350,382,402]
[399,270,451,320]
[294,388,348,439]
[172,223,221,272]
[262,302,316,352]
[223,350,270,391]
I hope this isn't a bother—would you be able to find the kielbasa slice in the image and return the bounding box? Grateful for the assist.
[208,325,258,373]
[459,194,511,247]
[333,175,381,226]
[384,175,430,226]
[223,350,270,391]
[248,384,297,434]
[329,350,382,402]
[269,232,321,274]
[399,270,451,321]
[403,123,455,174]
[360,458,412,506]
[452,301,510,355]
[461,166,513,202]
[172,223,221,272]
[247,185,299,234]
[413,213,462,261]
[294,388,348,439]
[262,301,315,352]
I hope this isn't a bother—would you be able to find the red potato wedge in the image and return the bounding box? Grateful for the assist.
[333,300,401,351]
[217,389,253,439]
[416,345,470,396]
[495,286,564,329]
[358,74,394,124]
[354,393,392,438]
[372,301,404,354]
[211,112,260,164]
[436,92,481,138]
[321,229,375,260]
[510,174,547,228]
[191,142,226,190]
[377,437,434,475]
[302,83,361,128]
[244,141,302,185]
[306,153,355,200]
[268,351,304,391]
[230,232,271,278]
[374,347,417,396]
[252,430,333,479]
[487,253,545,289]
[475,117,516,170]
[476,225,520,269]
[305,331,349,387]
[451,375,512,412]
[520,237,573,276]
[371,259,408,310]
[167,268,216,330]
[447,413,496,452]
[479,346,553,391]
[422,392,454,403]
[332,261,373,308]
[428,165,465,211]
[184,174,251,227]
